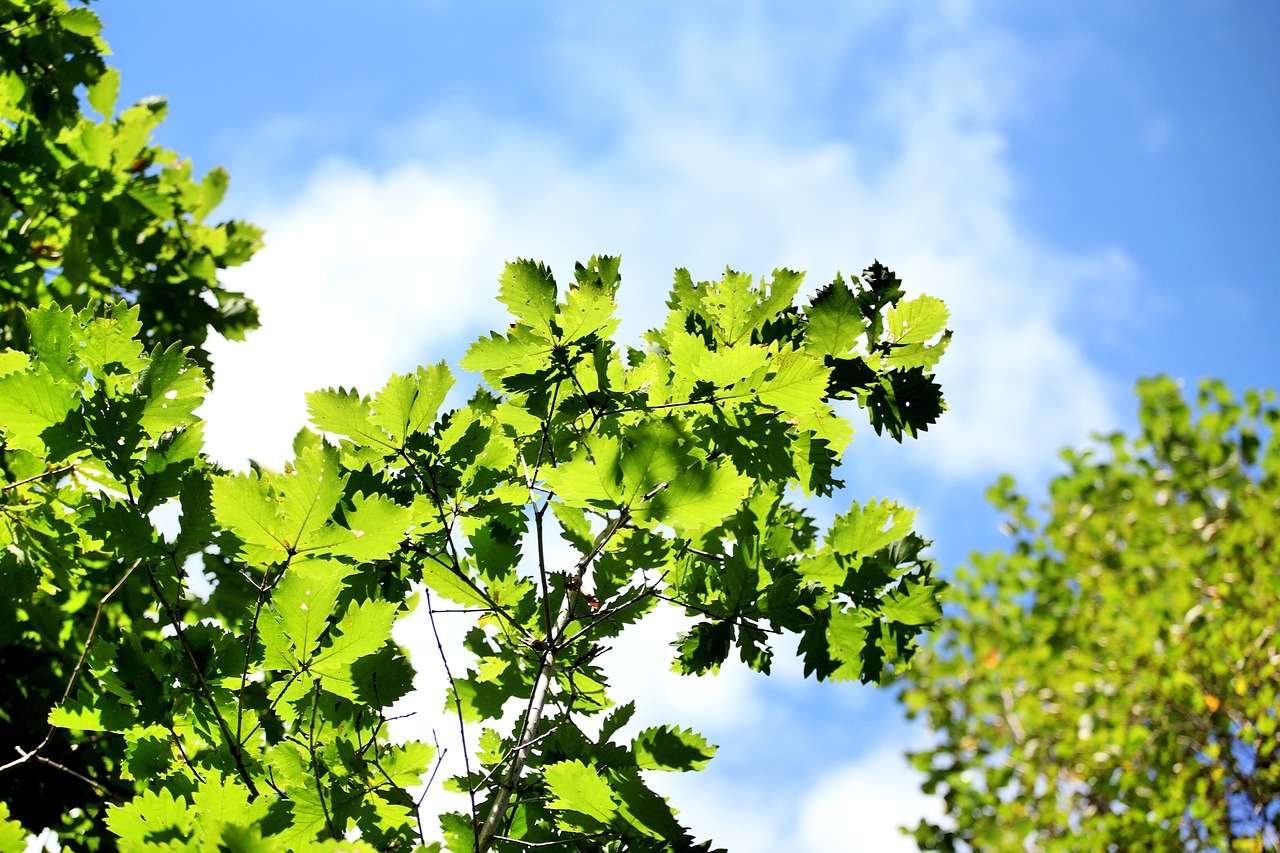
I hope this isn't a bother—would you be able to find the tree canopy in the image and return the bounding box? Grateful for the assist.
[0,3,953,850]
[2,0,262,844]
[901,377,1280,851]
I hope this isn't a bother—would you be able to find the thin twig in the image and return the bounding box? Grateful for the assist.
[652,591,784,635]
[236,562,284,746]
[533,502,555,640]
[9,747,126,802]
[0,559,140,775]
[307,678,338,840]
[147,562,259,796]
[425,589,478,831]
[557,585,660,649]
[0,463,76,492]
[415,733,447,845]
[474,725,561,791]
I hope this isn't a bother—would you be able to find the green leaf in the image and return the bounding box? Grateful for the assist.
[543,759,619,825]
[805,273,867,358]
[88,67,120,118]
[74,305,145,384]
[829,498,916,558]
[608,767,689,841]
[272,787,331,849]
[0,366,78,455]
[825,606,875,681]
[211,468,285,564]
[459,325,553,382]
[618,419,686,505]
[880,576,943,626]
[380,740,438,788]
[308,386,379,446]
[639,459,752,535]
[370,362,453,442]
[59,7,103,37]
[543,434,624,509]
[212,444,347,563]
[0,802,28,852]
[136,345,207,440]
[330,492,412,561]
[194,166,229,223]
[127,184,176,222]
[277,444,346,546]
[886,294,949,345]
[171,470,216,558]
[190,773,270,840]
[598,700,636,744]
[756,348,830,417]
[310,598,399,689]
[273,559,355,659]
[419,560,492,610]
[498,258,558,336]
[689,342,770,391]
[105,787,194,847]
[25,306,78,385]
[866,367,946,440]
[0,349,29,378]
[633,725,717,772]
[560,278,620,343]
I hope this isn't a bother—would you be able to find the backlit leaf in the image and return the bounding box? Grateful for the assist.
[544,759,619,825]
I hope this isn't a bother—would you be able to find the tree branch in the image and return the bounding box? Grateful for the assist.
[0,462,76,492]
[146,562,259,796]
[476,508,630,853]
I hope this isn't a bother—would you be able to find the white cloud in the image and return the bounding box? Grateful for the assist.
[643,731,944,853]
[791,742,947,852]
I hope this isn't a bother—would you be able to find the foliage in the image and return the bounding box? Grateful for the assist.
[0,4,955,850]
[900,377,1280,851]
[2,255,951,850]
[1,0,263,844]
[0,0,262,367]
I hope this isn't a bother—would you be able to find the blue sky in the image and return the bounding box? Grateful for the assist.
[84,2,1280,850]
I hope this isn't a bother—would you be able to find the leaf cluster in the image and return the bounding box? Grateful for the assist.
[0,0,261,373]
[2,254,951,851]
[899,377,1280,851]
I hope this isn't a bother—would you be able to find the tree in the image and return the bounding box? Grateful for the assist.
[900,377,1280,851]
[0,3,955,850]
[2,0,261,844]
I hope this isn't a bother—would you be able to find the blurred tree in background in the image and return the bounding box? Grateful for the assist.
[901,377,1280,851]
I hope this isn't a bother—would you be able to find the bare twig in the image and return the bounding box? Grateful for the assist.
[425,589,478,831]
[9,747,126,802]
[1,463,76,492]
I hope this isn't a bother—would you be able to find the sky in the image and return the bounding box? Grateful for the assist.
[65,1,1280,850]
